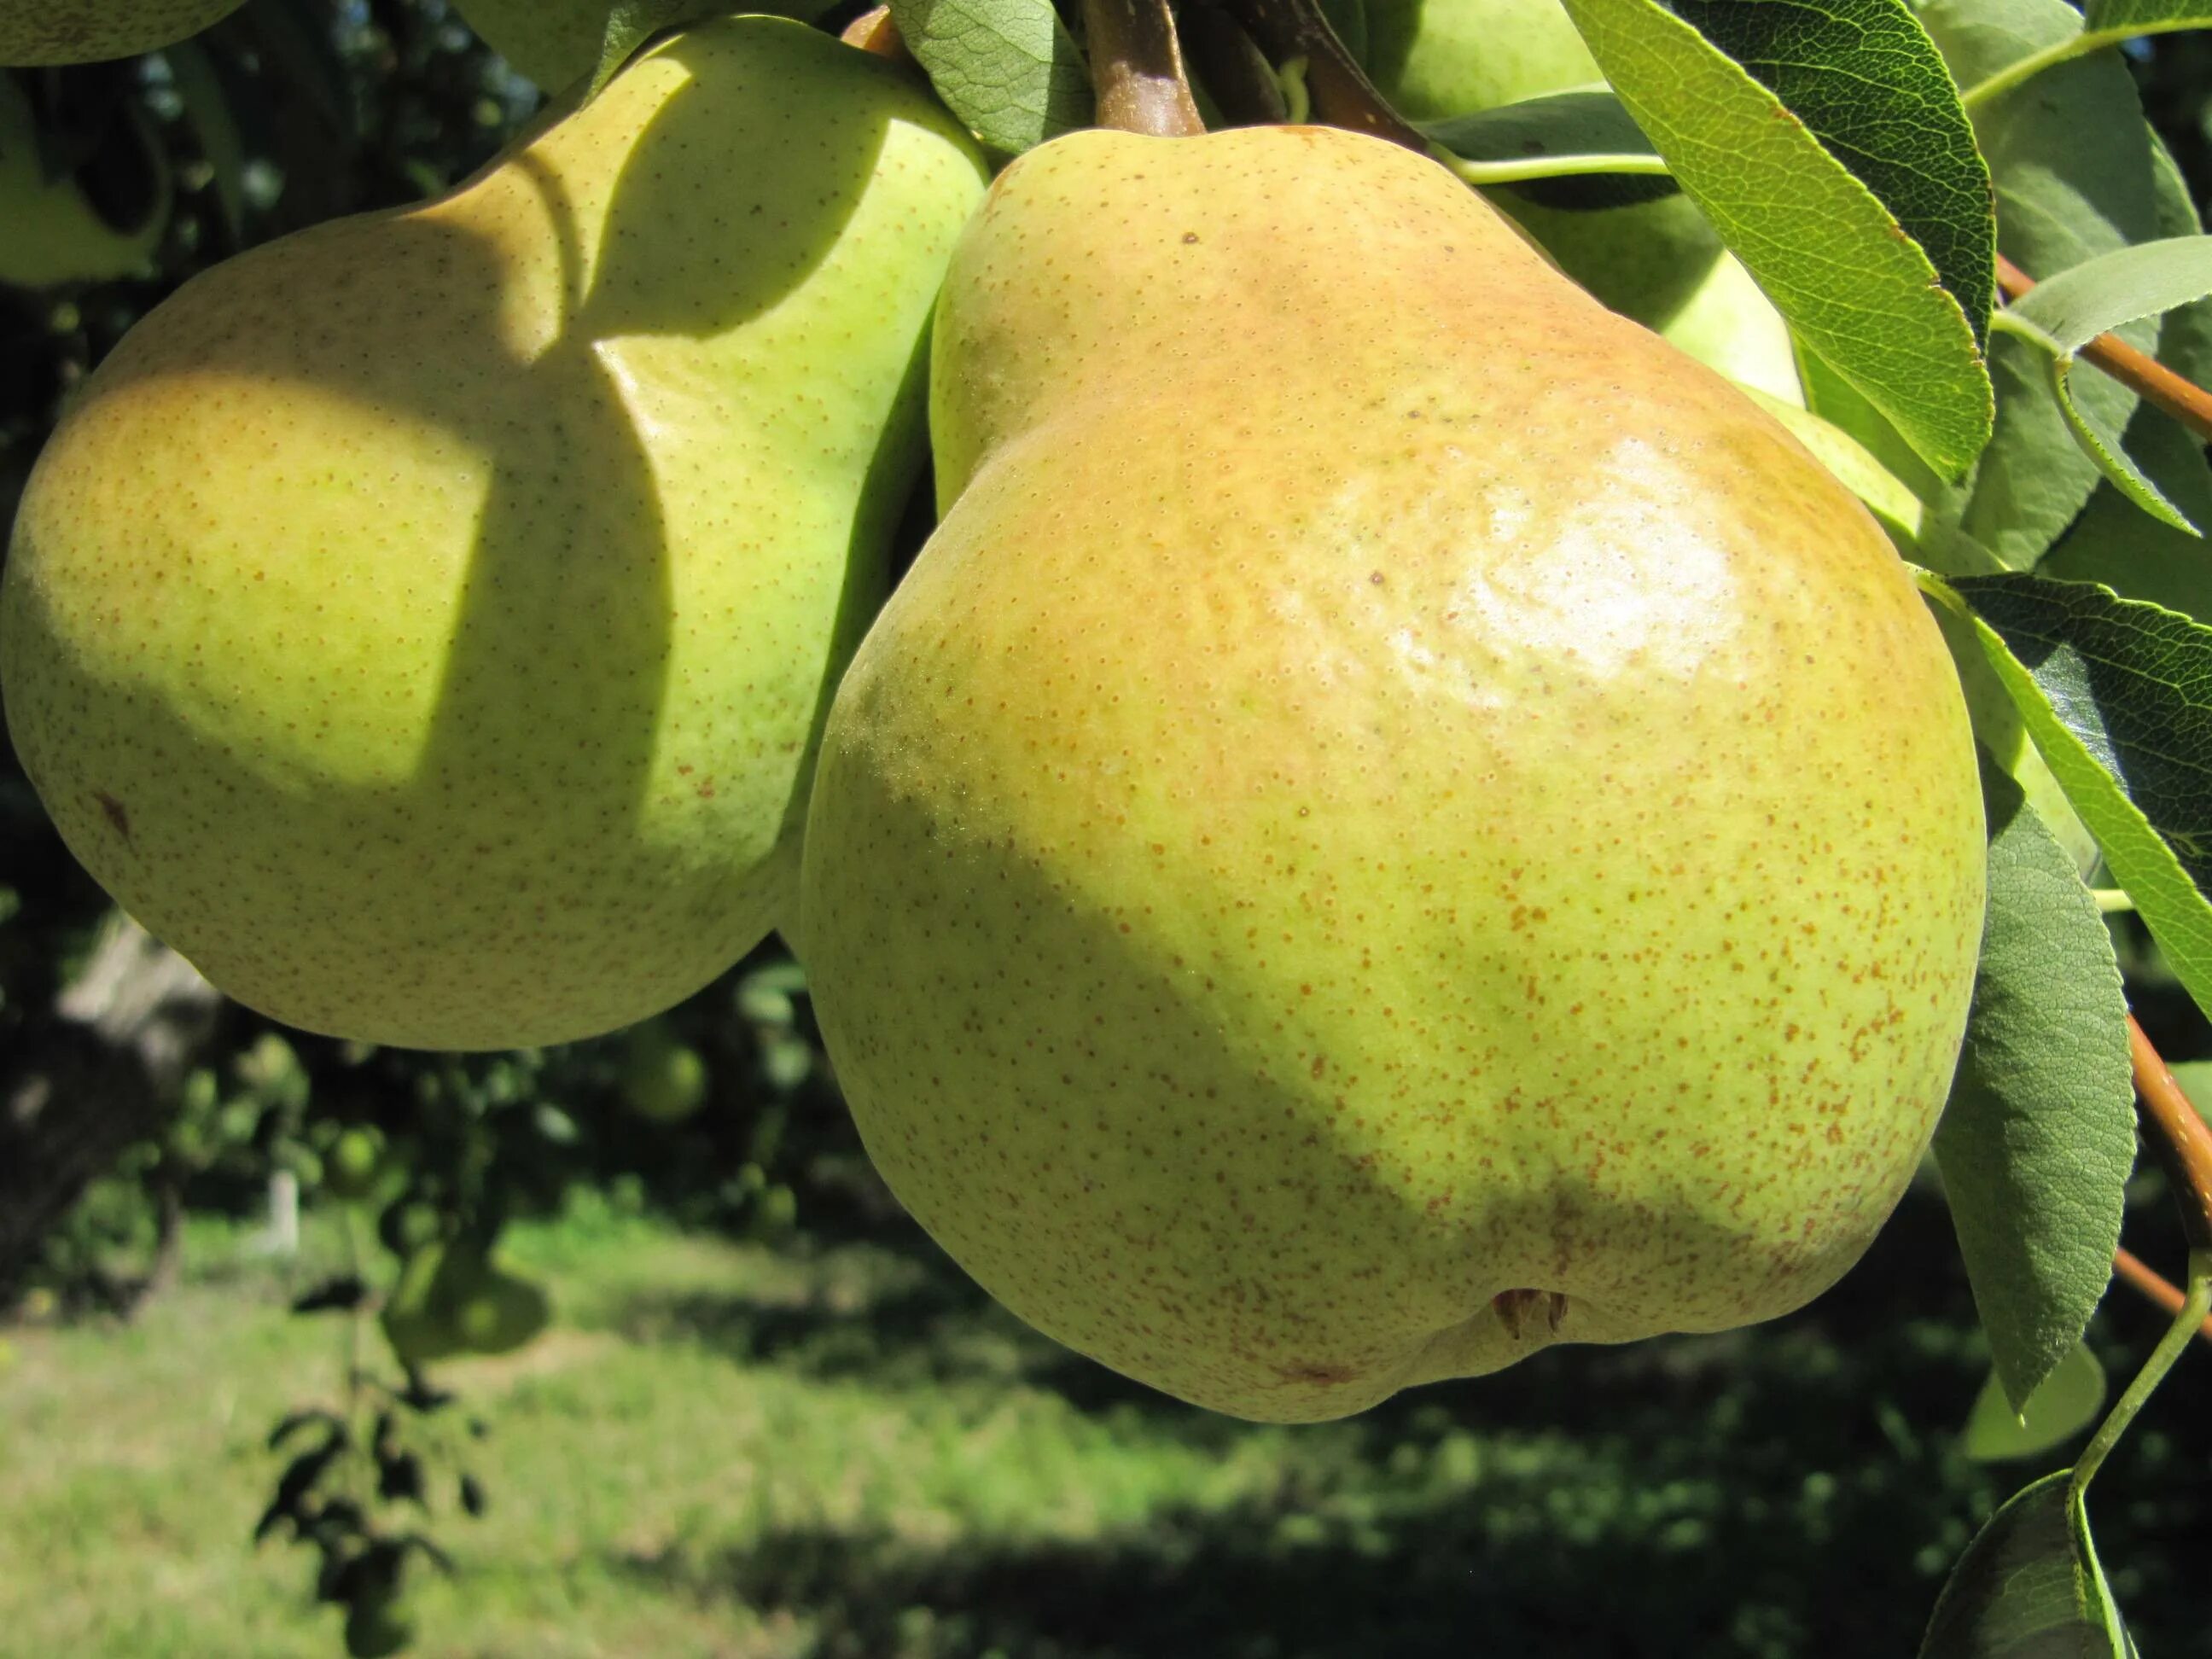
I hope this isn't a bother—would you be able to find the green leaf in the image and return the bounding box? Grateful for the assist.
[1962,1342,2109,1462]
[1921,0,2165,569]
[2040,133,2212,620]
[1424,88,1662,178]
[889,0,1092,156]
[2082,0,2212,38]
[1556,0,1992,478]
[1666,0,1993,348]
[1993,237,2212,533]
[1933,573,2212,1022]
[1919,1470,2130,1658]
[1931,750,2133,1409]
[2005,237,2212,354]
[583,1,712,98]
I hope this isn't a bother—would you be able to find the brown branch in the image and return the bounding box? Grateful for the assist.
[1213,0,1428,150]
[1998,254,2212,446]
[1083,0,1206,137]
[2128,1015,2212,1256]
[2112,1245,2212,1346]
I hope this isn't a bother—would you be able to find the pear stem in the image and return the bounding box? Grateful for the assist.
[1083,0,1208,137]
[2069,1251,2210,1496]
[1998,255,2212,446]
[1214,0,1427,149]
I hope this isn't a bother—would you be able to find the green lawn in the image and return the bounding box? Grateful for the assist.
[1,1189,2202,1658]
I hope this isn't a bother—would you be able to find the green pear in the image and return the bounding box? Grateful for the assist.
[380,1241,463,1367]
[1365,0,1798,400]
[445,1257,550,1354]
[1,17,988,1049]
[800,126,1986,1423]
[0,0,242,64]
[0,71,172,285]
[380,1238,550,1362]
[452,0,831,92]
[1365,0,1598,122]
[323,1125,389,1202]
[617,1017,711,1123]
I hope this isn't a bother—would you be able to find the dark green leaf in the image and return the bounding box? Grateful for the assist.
[1962,1342,2108,1462]
[1936,573,2212,1020]
[890,0,1092,155]
[1922,0,2165,568]
[2040,132,2212,620]
[1557,0,1992,477]
[1920,1471,2129,1657]
[1932,750,2133,1408]
[1424,88,1661,172]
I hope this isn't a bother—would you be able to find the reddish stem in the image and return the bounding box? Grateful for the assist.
[1998,254,2212,445]
[2112,1244,2212,1346]
[2128,1016,2212,1257]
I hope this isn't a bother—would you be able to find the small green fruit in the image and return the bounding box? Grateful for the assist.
[380,1243,462,1369]
[447,1265,550,1355]
[380,1239,550,1365]
[618,1021,710,1124]
[323,1126,387,1202]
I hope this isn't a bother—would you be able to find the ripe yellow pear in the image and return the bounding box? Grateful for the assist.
[1,17,987,1049]
[800,126,1986,1423]
[0,0,242,64]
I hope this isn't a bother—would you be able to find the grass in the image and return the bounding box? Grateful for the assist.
[2,1187,2205,1658]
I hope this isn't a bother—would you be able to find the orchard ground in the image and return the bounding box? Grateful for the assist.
[3,1179,2207,1659]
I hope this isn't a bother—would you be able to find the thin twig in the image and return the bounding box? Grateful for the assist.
[2128,1015,2212,1256]
[2112,1244,2212,1347]
[1998,254,2212,445]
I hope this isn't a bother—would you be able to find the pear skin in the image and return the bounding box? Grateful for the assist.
[1365,0,1599,121]
[801,126,1986,1423]
[1,18,988,1048]
[0,0,242,64]
[451,0,832,93]
[1365,0,1801,373]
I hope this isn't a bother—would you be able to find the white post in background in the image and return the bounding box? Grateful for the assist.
[265,1170,299,1257]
